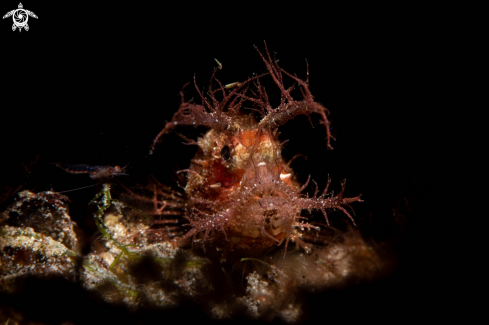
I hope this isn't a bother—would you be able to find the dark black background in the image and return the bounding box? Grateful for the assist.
[1,2,444,324]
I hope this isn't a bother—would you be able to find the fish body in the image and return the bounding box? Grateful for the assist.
[151,44,363,259]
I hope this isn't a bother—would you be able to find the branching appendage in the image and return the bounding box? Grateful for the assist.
[182,208,231,243]
[254,43,336,149]
[117,180,185,218]
[149,72,265,155]
[151,43,336,155]
[299,179,363,227]
[114,180,186,244]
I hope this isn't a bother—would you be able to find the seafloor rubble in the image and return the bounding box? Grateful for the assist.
[0,186,382,323]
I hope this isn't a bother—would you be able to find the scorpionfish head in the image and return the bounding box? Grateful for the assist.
[183,116,305,254]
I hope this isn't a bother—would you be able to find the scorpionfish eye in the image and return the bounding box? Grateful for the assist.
[220,145,231,160]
